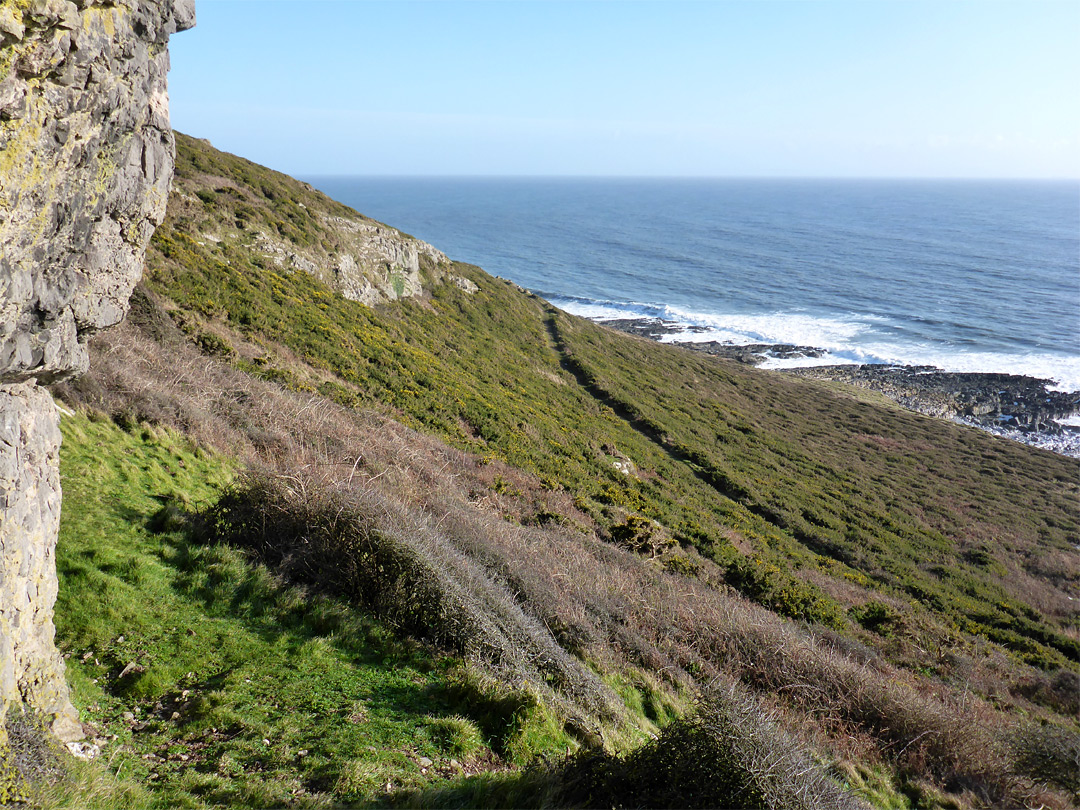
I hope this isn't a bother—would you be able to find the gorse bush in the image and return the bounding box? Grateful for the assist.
[609,514,674,557]
[850,600,902,637]
[1009,723,1080,794]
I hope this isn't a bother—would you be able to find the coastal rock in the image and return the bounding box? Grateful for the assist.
[0,0,192,743]
[787,365,1080,435]
[680,341,826,365]
[449,274,479,294]
[600,317,710,341]
[599,318,825,365]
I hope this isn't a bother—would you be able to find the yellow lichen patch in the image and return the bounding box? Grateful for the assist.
[0,99,47,214]
[81,1,123,41]
[86,147,117,208]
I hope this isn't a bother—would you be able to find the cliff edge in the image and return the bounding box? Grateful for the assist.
[0,0,192,744]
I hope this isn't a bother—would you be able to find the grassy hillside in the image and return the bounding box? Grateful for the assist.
[147,135,1079,670]
[40,132,1079,809]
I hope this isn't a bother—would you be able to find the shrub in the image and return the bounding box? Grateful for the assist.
[610,515,674,558]
[1010,723,1080,793]
[662,553,701,578]
[550,684,861,809]
[194,331,235,358]
[205,471,620,725]
[1010,669,1080,717]
[850,601,901,637]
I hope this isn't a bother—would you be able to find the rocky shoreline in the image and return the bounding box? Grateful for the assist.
[600,317,1080,458]
[599,317,831,365]
[787,365,1080,457]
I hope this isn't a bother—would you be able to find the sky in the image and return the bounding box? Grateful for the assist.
[167,1,1080,178]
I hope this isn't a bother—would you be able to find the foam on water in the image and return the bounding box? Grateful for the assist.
[549,297,876,345]
[550,295,1080,392]
[656,305,877,346]
[545,295,661,323]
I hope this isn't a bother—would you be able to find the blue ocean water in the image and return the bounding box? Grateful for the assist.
[306,177,1080,391]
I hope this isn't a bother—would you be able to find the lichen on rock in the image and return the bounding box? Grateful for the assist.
[1,0,194,384]
[0,0,193,745]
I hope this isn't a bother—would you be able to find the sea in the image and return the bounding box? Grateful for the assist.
[306,178,1080,400]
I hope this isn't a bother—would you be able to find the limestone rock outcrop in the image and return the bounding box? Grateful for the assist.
[0,383,76,740]
[0,0,192,743]
[250,213,451,307]
[322,215,449,306]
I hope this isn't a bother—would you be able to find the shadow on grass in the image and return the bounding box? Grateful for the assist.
[383,767,553,810]
[150,504,434,671]
[142,503,536,764]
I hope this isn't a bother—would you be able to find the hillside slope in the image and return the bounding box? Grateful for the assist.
[45,133,1079,809]
[149,135,1079,670]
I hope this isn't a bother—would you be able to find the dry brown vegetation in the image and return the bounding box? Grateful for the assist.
[52,286,1080,809]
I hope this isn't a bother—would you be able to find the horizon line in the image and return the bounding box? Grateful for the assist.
[298,173,1080,182]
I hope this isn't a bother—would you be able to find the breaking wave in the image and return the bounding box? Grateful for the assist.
[547,294,1080,393]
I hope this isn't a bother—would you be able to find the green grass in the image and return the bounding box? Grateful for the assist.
[143,134,1080,673]
[49,410,583,807]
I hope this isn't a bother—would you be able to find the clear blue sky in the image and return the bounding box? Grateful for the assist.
[168,1,1079,177]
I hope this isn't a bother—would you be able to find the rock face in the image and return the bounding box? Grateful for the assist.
[251,213,451,306]
[248,213,451,307]
[0,0,193,743]
[0,384,79,741]
[322,214,448,306]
